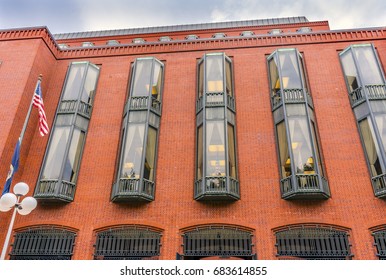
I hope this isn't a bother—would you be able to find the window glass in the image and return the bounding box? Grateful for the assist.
[298,55,309,93]
[206,55,224,92]
[196,126,203,180]
[225,60,233,96]
[152,62,163,101]
[227,124,237,178]
[42,127,70,179]
[132,59,153,97]
[359,118,383,176]
[310,121,324,176]
[55,115,73,126]
[206,121,226,176]
[340,51,360,92]
[144,127,157,181]
[62,63,87,100]
[279,51,302,89]
[269,56,280,95]
[374,114,386,154]
[354,46,383,85]
[288,117,315,174]
[198,61,204,98]
[81,65,99,104]
[277,121,291,178]
[62,129,85,183]
[121,124,145,178]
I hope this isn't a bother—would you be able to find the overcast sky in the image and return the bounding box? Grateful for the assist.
[0,0,385,34]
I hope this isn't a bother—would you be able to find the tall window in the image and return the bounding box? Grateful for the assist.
[112,57,164,202]
[275,225,352,260]
[94,226,161,260]
[34,62,100,202]
[10,226,76,260]
[180,226,255,260]
[195,53,239,201]
[340,44,386,198]
[268,49,329,200]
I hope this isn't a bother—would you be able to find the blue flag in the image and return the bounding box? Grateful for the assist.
[2,139,21,195]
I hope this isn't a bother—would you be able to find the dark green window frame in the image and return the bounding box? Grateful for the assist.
[112,57,164,202]
[267,48,329,200]
[10,226,77,260]
[195,53,239,201]
[181,226,255,260]
[373,228,386,260]
[94,226,161,260]
[34,62,100,202]
[275,225,352,260]
[339,44,386,198]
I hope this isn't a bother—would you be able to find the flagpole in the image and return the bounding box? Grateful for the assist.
[19,74,43,145]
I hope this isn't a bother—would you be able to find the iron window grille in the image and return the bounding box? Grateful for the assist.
[275,225,352,259]
[111,57,164,202]
[267,48,330,200]
[34,61,100,203]
[339,43,386,198]
[181,226,254,260]
[94,226,161,260]
[10,226,76,260]
[373,229,386,260]
[195,53,239,201]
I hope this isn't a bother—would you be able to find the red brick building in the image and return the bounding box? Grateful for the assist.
[0,16,386,260]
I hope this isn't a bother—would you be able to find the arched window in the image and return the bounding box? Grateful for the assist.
[94,226,162,260]
[181,226,255,260]
[10,226,76,260]
[275,225,352,259]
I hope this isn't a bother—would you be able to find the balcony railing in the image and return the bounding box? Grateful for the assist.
[111,178,155,202]
[194,176,240,201]
[348,85,386,107]
[196,92,235,113]
[59,100,92,118]
[34,179,76,202]
[280,174,330,200]
[271,89,313,110]
[371,174,386,198]
[129,96,161,114]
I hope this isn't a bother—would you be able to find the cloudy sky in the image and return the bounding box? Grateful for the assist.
[0,0,385,34]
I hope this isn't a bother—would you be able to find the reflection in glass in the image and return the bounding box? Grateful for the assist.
[152,63,162,101]
[196,126,203,179]
[277,122,291,178]
[340,51,360,92]
[288,117,315,174]
[81,66,99,104]
[269,56,280,97]
[227,124,237,178]
[42,127,70,180]
[359,118,383,176]
[206,121,226,176]
[198,62,204,98]
[354,46,383,85]
[225,60,233,96]
[206,55,223,92]
[144,127,157,181]
[132,59,153,97]
[279,51,301,89]
[62,129,85,183]
[62,64,86,100]
[121,124,145,178]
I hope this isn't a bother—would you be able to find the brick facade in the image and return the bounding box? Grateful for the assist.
[0,17,386,260]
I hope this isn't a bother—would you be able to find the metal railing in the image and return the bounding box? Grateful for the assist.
[280,174,330,199]
[59,100,92,117]
[129,96,161,114]
[194,176,240,200]
[271,89,313,110]
[34,179,75,202]
[113,178,155,201]
[366,84,386,99]
[371,173,386,197]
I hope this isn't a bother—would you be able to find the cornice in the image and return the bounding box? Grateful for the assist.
[0,26,385,60]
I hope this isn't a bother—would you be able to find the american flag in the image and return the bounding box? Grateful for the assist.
[33,81,49,136]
